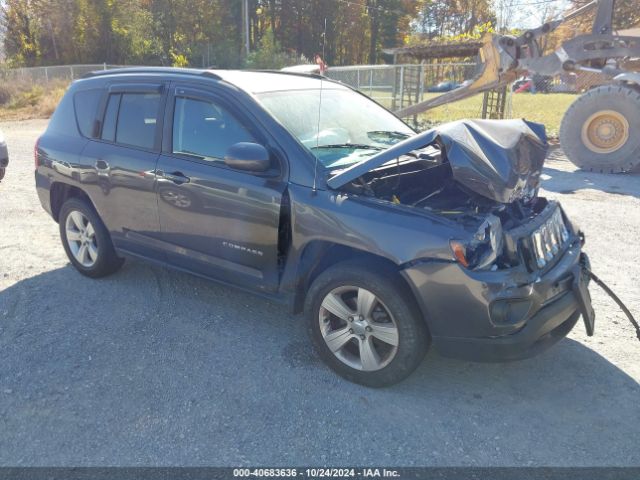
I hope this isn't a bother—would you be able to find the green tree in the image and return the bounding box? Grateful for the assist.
[245,28,296,68]
[1,0,41,66]
[1,0,430,68]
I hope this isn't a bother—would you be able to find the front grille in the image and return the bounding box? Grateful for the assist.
[530,207,569,269]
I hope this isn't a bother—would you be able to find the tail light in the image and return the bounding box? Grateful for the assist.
[34,136,41,168]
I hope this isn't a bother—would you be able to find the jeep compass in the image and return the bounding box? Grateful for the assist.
[35,67,594,386]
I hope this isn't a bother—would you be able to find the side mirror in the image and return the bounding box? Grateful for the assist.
[224,142,270,173]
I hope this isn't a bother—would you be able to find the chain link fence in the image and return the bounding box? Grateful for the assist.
[0,64,124,85]
[327,63,611,108]
[326,63,478,110]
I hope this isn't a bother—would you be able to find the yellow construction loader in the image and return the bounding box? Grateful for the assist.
[396,0,640,172]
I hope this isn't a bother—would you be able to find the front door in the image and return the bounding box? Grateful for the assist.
[155,85,286,292]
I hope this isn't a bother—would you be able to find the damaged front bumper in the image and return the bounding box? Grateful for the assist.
[402,238,588,362]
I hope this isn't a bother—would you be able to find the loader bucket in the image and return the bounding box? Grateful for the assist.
[395,34,518,118]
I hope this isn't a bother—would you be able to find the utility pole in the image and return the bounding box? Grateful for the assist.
[242,0,250,56]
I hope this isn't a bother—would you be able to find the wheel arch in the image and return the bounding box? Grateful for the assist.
[290,240,423,320]
[50,182,94,222]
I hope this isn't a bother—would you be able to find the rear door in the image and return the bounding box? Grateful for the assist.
[154,84,287,292]
[81,83,167,259]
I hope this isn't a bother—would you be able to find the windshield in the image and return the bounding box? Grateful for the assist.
[256,88,414,169]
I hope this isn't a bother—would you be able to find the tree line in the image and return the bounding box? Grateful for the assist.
[0,0,499,68]
[1,0,638,69]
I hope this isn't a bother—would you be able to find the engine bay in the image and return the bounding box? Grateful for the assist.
[339,144,549,231]
[336,142,555,271]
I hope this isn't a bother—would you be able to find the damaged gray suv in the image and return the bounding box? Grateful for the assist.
[35,68,594,386]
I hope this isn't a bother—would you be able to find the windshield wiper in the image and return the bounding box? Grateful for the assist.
[311,143,384,150]
[367,130,411,139]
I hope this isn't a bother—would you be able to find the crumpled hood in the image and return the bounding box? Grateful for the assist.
[327,119,548,204]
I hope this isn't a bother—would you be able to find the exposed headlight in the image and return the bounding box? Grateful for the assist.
[450,215,503,270]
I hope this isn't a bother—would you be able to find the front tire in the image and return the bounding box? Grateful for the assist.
[305,261,429,387]
[59,197,124,278]
[559,85,640,173]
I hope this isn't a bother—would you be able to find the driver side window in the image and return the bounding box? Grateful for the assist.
[172,96,256,162]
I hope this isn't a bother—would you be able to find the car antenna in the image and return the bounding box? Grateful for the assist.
[312,18,327,194]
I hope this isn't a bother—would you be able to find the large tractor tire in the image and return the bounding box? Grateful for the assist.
[559,84,640,173]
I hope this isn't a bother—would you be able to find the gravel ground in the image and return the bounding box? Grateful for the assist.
[0,119,639,467]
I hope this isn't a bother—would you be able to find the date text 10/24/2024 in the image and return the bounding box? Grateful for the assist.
[233,468,401,478]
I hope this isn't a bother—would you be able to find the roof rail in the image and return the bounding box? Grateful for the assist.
[253,69,326,80]
[82,66,220,80]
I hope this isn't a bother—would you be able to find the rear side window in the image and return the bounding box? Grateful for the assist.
[47,90,79,137]
[100,92,161,150]
[73,89,102,138]
[117,93,161,149]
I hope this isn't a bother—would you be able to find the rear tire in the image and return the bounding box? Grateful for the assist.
[559,85,640,173]
[59,197,124,278]
[305,261,429,387]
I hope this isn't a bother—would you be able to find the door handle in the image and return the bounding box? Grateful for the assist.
[95,159,109,170]
[157,170,190,184]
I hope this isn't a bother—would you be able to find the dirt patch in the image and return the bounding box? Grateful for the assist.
[0,81,67,121]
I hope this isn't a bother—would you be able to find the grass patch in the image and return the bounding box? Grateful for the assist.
[509,93,577,138]
[416,92,578,138]
[0,80,67,121]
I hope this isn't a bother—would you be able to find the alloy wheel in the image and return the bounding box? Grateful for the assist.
[318,286,399,371]
[65,210,98,267]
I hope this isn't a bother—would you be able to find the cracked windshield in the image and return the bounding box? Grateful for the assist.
[257,88,414,169]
